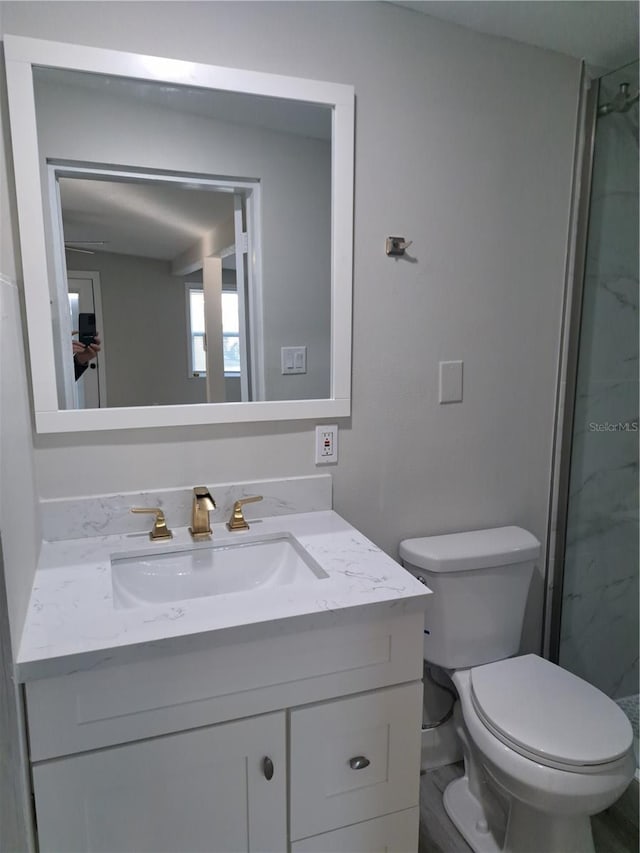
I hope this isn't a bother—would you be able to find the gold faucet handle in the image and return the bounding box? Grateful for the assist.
[226,495,263,531]
[131,507,173,541]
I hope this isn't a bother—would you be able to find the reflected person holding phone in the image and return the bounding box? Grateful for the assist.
[72,334,101,380]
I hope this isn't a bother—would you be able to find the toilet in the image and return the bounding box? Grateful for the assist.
[400,526,635,853]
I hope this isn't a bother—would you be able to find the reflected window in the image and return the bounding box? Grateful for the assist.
[188,289,240,376]
[221,292,241,375]
[189,289,206,375]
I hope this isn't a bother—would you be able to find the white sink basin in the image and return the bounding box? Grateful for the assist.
[111,534,328,609]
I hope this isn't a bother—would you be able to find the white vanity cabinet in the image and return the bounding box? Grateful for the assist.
[24,613,425,853]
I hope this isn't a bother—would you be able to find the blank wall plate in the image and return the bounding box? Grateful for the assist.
[315,424,338,464]
[439,360,463,403]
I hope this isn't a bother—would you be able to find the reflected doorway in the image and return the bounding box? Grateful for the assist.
[67,270,106,409]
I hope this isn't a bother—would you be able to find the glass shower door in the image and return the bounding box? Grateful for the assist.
[558,61,639,765]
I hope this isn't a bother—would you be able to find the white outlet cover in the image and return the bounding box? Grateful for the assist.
[315,424,338,465]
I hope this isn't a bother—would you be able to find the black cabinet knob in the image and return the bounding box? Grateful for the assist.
[262,756,274,780]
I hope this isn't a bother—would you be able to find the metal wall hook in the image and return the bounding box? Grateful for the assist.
[386,236,413,257]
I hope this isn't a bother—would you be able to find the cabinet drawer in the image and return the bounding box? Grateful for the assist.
[291,807,419,853]
[289,682,422,841]
[26,612,424,761]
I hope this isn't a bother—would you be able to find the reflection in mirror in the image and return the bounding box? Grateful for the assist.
[58,171,249,408]
[33,66,333,409]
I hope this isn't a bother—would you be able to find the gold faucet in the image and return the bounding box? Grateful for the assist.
[190,486,216,540]
[131,507,173,540]
[226,495,263,531]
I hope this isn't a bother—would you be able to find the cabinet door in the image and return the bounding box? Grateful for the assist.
[289,682,422,840]
[32,712,286,853]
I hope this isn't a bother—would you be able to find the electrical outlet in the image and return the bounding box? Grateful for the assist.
[315,424,338,465]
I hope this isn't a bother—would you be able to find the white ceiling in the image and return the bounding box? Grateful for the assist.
[41,65,331,264]
[39,67,332,141]
[60,177,235,262]
[391,1,639,71]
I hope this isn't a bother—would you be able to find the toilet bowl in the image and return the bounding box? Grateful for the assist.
[447,659,635,853]
[399,526,635,853]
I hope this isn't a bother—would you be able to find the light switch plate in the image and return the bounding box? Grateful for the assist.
[281,346,307,374]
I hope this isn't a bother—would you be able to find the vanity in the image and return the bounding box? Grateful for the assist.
[17,476,430,852]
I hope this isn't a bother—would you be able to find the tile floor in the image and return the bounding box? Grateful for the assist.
[419,764,639,853]
[419,763,472,853]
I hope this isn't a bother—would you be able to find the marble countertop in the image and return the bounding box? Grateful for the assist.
[17,510,431,681]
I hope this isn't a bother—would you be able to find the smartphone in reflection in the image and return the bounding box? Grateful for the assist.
[78,312,97,347]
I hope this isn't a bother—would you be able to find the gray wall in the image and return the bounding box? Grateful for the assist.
[0,539,32,852]
[0,15,38,842]
[36,73,332,401]
[1,0,581,659]
[66,250,209,407]
[0,279,36,852]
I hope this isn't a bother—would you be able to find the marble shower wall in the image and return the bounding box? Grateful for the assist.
[559,63,639,700]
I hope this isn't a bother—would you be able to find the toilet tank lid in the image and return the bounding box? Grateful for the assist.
[399,526,540,573]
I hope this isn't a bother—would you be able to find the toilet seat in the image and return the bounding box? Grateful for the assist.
[469,655,633,772]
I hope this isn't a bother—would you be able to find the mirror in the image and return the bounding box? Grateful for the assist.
[4,35,354,432]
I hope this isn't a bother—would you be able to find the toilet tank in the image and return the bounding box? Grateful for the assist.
[399,527,540,669]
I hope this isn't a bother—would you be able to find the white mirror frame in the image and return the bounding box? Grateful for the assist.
[4,35,354,433]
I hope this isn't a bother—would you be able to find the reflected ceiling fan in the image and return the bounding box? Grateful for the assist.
[64,240,109,255]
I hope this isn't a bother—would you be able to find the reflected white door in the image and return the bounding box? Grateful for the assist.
[234,194,250,401]
[67,271,105,409]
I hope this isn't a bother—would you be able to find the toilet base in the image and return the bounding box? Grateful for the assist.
[444,775,597,853]
[444,776,502,853]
